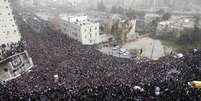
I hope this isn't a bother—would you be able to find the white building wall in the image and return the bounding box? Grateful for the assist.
[61,20,82,41]
[81,23,100,45]
[60,16,100,45]
[0,0,21,45]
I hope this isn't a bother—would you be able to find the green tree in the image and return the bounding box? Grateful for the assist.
[126,9,136,18]
[97,0,106,11]
[111,6,117,13]
[111,20,124,45]
[100,24,104,32]
[149,17,160,34]
[162,13,171,21]
[135,11,145,18]
[117,6,124,15]
[156,9,165,15]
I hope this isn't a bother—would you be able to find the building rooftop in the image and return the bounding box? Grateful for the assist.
[61,15,98,26]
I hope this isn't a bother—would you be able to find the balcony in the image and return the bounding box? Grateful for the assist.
[0,51,33,82]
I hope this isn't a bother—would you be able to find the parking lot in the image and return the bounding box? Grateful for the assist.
[98,47,131,59]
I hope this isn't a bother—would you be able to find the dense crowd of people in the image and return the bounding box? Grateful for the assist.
[0,13,201,100]
[0,41,25,61]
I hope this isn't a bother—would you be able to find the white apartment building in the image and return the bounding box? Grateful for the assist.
[0,0,21,45]
[0,0,33,81]
[60,15,100,45]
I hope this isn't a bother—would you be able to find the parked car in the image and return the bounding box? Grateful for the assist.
[123,53,129,56]
[120,48,127,54]
[112,46,120,50]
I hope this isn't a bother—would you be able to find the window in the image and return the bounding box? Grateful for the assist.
[72,32,78,37]
[11,56,22,69]
[90,33,92,38]
[100,32,104,35]
[4,68,8,72]
[89,40,92,43]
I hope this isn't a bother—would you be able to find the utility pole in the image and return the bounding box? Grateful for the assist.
[151,41,155,59]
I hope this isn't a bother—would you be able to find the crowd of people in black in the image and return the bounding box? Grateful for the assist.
[0,12,201,100]
[0,41,25,61]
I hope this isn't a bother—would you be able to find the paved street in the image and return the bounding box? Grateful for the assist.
[123,37,165,60]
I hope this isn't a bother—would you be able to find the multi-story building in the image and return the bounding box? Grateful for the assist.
[156,17,195,37]
[60,15,100,45]
[0,1,21,45]
[0,0,33,82]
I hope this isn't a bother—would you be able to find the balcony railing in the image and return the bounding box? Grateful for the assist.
[0,50,33,82]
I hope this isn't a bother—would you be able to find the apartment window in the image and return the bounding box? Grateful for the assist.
[8,13,10,15]
[90,33,92,38]
[11,56,22,69]
[100,32,104,35]
[7,31,10,34]
[4,68,8,72]
[89,40,92,43]
[4,0,7,2]
[5,6,8,8]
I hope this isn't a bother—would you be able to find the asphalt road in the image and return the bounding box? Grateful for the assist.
[123,37,165,60]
